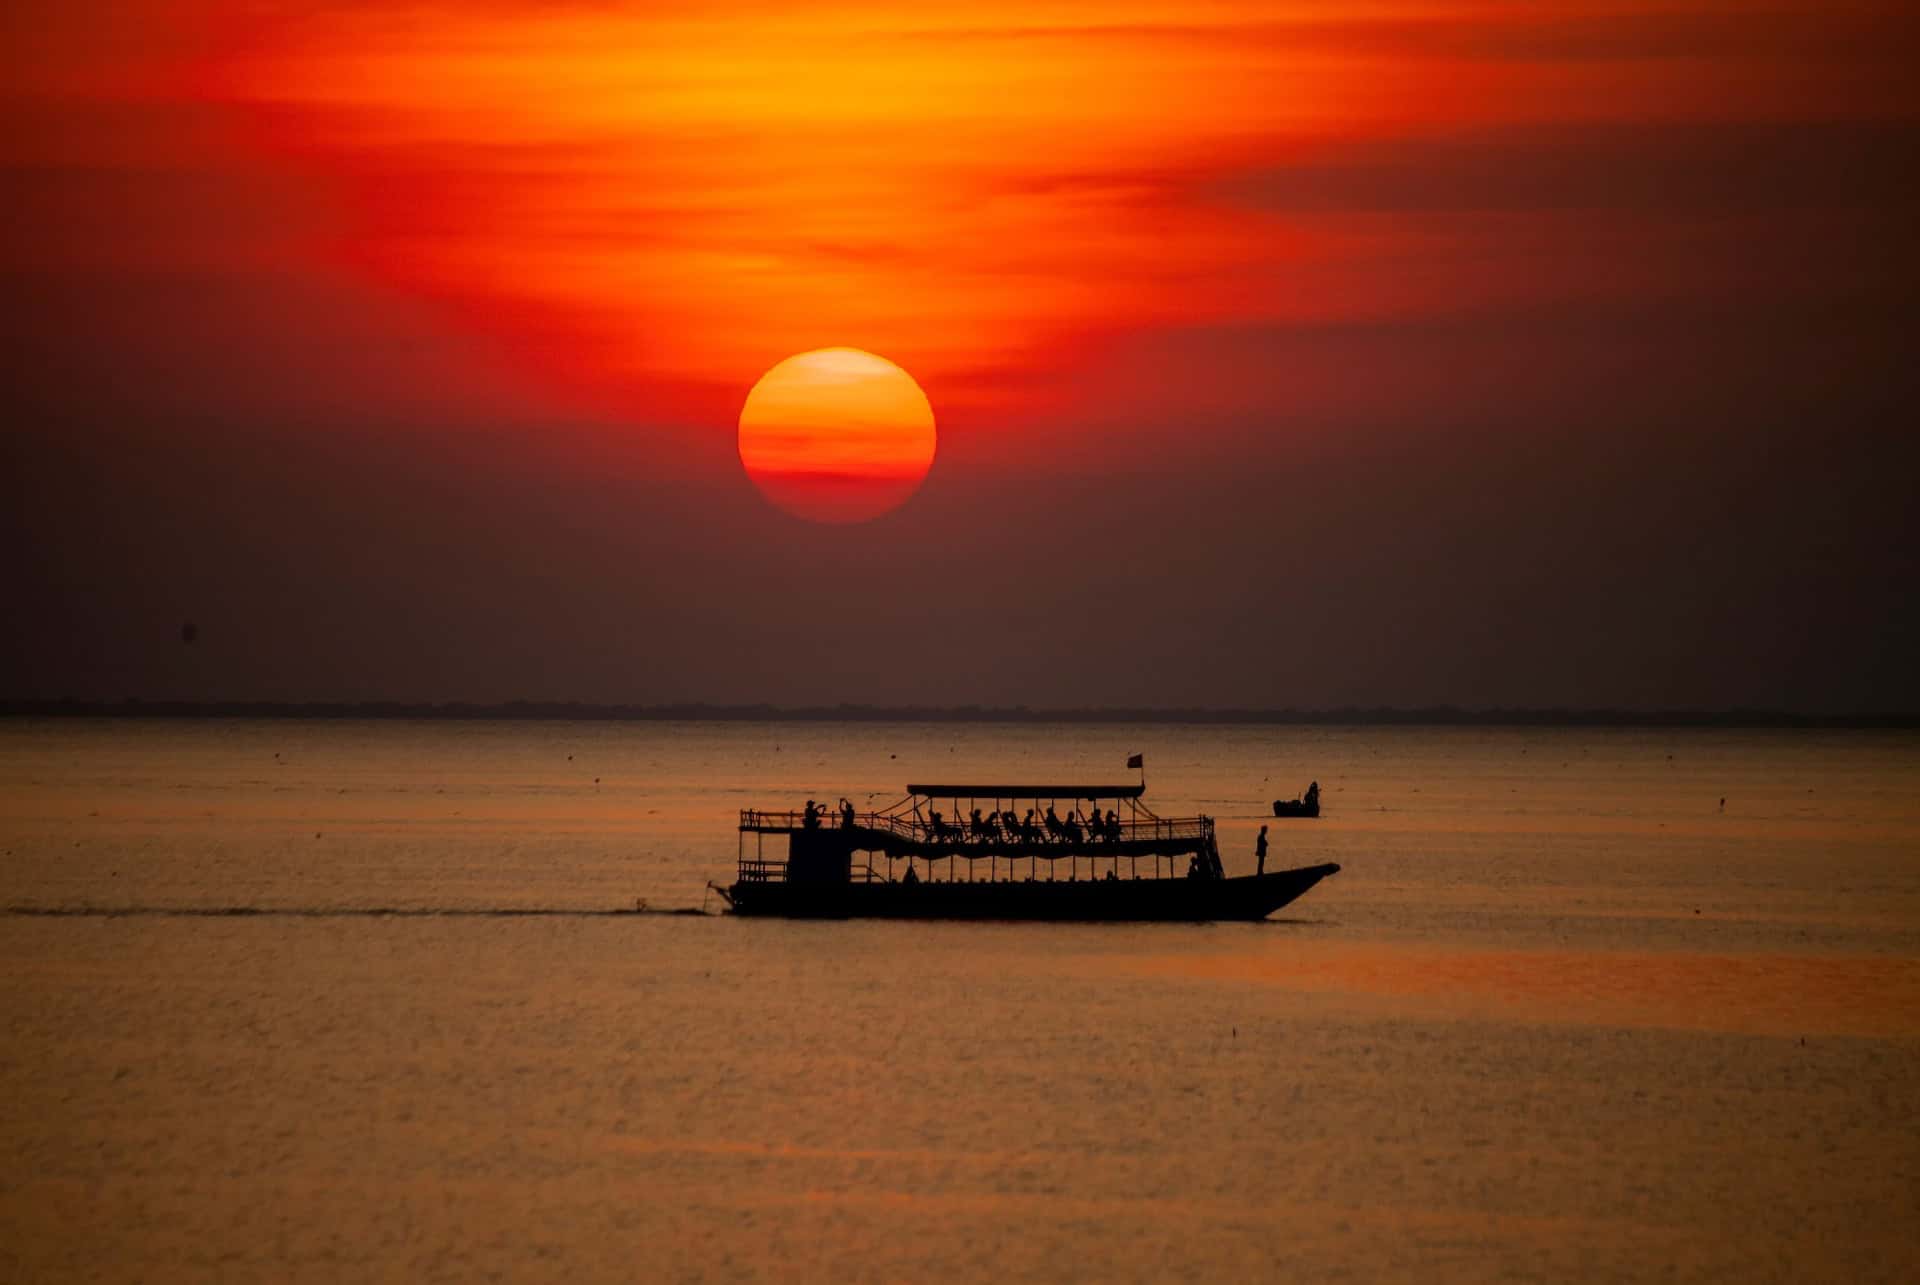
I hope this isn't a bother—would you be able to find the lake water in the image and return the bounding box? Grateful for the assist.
[2,719,1916,1281]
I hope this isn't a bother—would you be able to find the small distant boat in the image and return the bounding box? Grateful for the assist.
[1273,781,1321,818]
[712,779,1337,921]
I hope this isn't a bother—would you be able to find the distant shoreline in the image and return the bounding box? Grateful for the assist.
[3,700,1915,729]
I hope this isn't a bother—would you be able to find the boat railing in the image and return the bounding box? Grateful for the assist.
[739,809,924,840]
[739,808,1212,847]
[736,857,788,883]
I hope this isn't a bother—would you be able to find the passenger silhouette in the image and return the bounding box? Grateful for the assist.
[1255,824,1269,876]
[803,799,820,829]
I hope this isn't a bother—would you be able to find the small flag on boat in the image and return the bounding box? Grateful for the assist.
[1127,753,1144,769]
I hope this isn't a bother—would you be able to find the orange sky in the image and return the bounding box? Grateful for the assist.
[26,0,1889,437]
[6,0,1917,707]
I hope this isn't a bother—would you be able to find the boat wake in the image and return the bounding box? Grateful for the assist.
[2,904,712,919]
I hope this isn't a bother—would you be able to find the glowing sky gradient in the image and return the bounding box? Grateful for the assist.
[33,0,1917,433]
[5,1,1917,708]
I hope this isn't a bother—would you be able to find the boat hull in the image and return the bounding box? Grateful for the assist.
[727,863,1339,921]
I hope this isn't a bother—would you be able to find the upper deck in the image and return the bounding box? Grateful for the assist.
[739,806,1211,848]
[739,779,1214,860]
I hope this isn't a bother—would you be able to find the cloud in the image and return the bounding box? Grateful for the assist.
[1218,120,1920,216]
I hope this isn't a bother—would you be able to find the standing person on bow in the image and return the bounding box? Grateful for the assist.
[1255,824,1270,876]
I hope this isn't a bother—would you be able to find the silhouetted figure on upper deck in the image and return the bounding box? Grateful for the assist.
[1044,806,1064,841]
[841,798,856,829]
[803,799,820,829]
[1106,809,1121,842]
[971,808,986,841]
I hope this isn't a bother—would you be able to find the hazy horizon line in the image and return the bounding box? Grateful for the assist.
[4,699,1915,729]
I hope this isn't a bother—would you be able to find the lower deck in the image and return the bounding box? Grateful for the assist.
[724,864,1340,921]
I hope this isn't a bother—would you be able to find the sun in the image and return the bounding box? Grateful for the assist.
[737,348,937,524]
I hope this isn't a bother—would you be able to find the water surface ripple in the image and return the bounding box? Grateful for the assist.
[2,719,1915,1282]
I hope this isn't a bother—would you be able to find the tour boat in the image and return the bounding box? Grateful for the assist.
[711,780,1338,920]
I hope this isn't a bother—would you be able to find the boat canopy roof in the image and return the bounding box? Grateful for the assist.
[906,783,1146,800]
